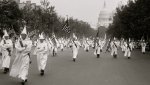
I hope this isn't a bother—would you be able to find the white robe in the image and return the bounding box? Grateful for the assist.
[35,41,48,71]
[141,42,146,53]
[59,41,64,50]
[84,40,90,51]
[121,42,126,52]
[111,41,118,56]
[94,42,102,55]
[10,39,32,80]
[72,40,80,59]
[124,43,131,57]
[0,39,13,69]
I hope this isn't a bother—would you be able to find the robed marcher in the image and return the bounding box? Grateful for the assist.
[110,38,118,58]
[34,33,48,76]
[10,26,32,85]
[94,38,102,58]
[141,40,146,54]
[0,30,13,74]
[124,40,132,59]
[72,33,80,62]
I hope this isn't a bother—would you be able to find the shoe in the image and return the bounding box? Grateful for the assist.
[3,68,7,74]
[21,80,25,85]
[97,54,100,58]
[113,55,117,58]
[128,57,131,59]
[25,79,27,82]
[40,70,44,76]
[7,68,9,72]
[6,68,9,72]
[73,58,76,62]
[86,50,89,52]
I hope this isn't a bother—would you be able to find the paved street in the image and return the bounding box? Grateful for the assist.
[0,47,150,85]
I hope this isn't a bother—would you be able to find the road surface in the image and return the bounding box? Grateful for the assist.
[0,47,150,85]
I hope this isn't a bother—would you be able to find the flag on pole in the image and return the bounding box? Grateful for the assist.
[94,28,100,48]
[95,28,100,42]
[62,18,70,33]
[96,28,99,38]
[51,32,57,46]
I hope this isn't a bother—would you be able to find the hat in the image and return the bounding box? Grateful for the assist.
[129,38,131,42]
[114,37,116,40]
[3,30,9,37]
[39,33,44,39]
[21,26,27,34]
[73,33,77,40]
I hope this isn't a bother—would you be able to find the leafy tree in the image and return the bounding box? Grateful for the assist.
[107,0,150,40]
[0,0,22,36]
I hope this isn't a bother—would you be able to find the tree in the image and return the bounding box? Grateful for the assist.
[107,0,150,40]
[20,0,96,38]
[0,0,22,36]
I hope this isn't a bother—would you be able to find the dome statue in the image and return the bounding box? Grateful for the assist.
[97,1,113,28]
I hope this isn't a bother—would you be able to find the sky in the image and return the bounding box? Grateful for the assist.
[21,0,128,29]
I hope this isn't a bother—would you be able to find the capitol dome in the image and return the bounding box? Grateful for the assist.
[97,1,113,28]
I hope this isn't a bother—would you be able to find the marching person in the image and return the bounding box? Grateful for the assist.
[141,40,146,54]
[35,33,48,76]
[105,39,111,53]
[84,38,90,52]
[0,30,13,74]
[94,38,102,58]
[121,39,126,53]
[110,38,118,58]
[124,41,132,59]
[10,26,32,85]
[72,33,80,62]
[51,33,58,56]
[60,39,64,51]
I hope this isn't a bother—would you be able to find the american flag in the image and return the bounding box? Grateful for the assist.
[62,18,70,33]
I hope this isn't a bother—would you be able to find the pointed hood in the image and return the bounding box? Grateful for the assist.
[21,26,27,34]
[39,33,44,39]
[114,37,116,40]
[3,30,9,37]
[73,33,77,40]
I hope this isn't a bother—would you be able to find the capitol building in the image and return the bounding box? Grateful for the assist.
[97,1,113,28]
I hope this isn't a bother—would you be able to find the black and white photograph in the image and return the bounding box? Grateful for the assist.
[0,0,150,85]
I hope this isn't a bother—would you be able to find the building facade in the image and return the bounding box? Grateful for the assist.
[97,1,113,28]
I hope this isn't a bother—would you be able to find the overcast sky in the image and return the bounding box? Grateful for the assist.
[21,0,128,28]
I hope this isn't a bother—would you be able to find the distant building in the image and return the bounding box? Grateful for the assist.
[0,0,38,10]
[0,0,20,3]
[97,1,113,28]
[14,0,20,3]
[19,2,26,9]
[18,0,37,9]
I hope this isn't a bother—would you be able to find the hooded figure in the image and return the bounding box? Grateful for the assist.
[124,40,132,59]
[110,38,118,58]
[84,38,90,52]
[59,38,64,51]
[10,26,32,85]
[34,33,48,76]
[94,39,102,58]
[51,33,58,56]
[72,33,80,62]
[0,30,13,74]
[141,40,146,54]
